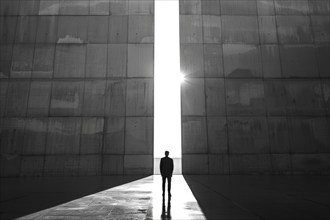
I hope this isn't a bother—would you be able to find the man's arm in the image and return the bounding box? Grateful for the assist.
[160,158,163,175]
[170,159,174,173]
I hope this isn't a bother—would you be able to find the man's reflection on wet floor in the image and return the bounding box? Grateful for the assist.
[161,195,171,219]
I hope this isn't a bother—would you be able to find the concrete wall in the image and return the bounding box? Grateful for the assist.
[180,0,330,174]
[1,0,329,176]
[0,0,154,176]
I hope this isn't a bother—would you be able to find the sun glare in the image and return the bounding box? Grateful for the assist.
[154,0,181,174]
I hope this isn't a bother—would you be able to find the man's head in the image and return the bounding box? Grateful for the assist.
[165,151,169,157]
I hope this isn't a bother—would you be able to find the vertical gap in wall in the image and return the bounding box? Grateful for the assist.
[123,0,129,174]
[272,0,293,175]
[219,0,231,175]
[154,0,182,174]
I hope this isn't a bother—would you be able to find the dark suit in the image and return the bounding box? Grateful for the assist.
[160,156,174,195]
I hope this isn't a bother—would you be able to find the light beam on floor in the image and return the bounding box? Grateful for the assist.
[18,176,206,219]
[154,0,182,174]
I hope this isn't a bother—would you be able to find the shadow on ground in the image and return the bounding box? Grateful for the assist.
[183,175,330,220]
[0,175,149,220]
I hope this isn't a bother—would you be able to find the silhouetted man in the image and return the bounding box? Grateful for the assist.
[160,151,174,197]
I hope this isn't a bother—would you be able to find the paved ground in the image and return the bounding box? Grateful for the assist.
[0,175,329,219]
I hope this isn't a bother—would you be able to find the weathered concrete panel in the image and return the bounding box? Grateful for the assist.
[222,16,259,43]
[57,16,88,43]
[19,0,40,15]
[102,155,124,175]
[88,16,108,43]
[228,117,269,153]
[38,0,60,15]
[180,44,204,77]
[103,117,125,154]
[107,44,127,77]
[260,45,281,78]
[0,17,17,43]
[124,155,152,174]
[22,118,48,154]
[291,154,330,174]
[11,44,34,78]
[0,155,21,177]
[180,0,201,14]
[54,44,86,78]
[285,80,325,115]
[105,80,126,116]
[86,44,107,78]
[20,156,44,176]
[202,15,221,43]
[110,0,128,15]
[27,81,51,116]
[207,117,227,153]
[230,154,272,174]
[46,118,81,154]
[36,16,58,43]
[50,81,84,116]
[128,15,154,43]
[125,117,153,154]
[128,0,154,15]
[182,117,207,154]
[108,16,128,43]
[0,81,8,115]
[267,117,290,153]
[59,0,89,15]
[311,16,330,43]
[0,0,20,15]
[82,80,106,116]
[275,0,309,15]
[223,44,262,78]
[201,0,220,15]
[182,154,208,174]
[209,155,229,174]
[0,60,10,79]
[309,0,330,15]
[180,15,203,43]
[182,78,205,116]
[5,81,30,116]
[32,44,55,78]
[280,45,318,78]
[205,78,226,115]
[15,16,38,43]
[226,79,265,115]
[258,16,278,43]
[264,80,288,115]
[90,0,110,15]
[276,16,313,43]
[79,155,101,175]
[44,155,79,176]
[126,79,153,116]
[0,45,12,78]
[288,117,330,153]
[0,118,25,154]
[127,44,153,77]
[220,0,257,15]
[316,45,330,77]
[80,118,104,154]
[322,80,330,114]
[257,0,275,15]
[271,154,291,174]
[203,44,223,77]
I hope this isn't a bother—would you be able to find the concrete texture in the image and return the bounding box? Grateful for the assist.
[180,0,330,175]
[0,0,154,177]
[0,0,329,177]
[0,175,329,219]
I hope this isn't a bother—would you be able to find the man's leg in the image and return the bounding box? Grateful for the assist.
[168,176,171,196]
[162,176,166,195]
